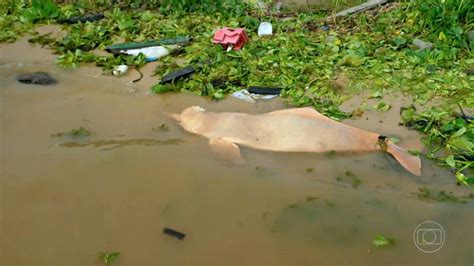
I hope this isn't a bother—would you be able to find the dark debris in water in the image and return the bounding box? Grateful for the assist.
[16,72,57,85]
[163,227,186,240]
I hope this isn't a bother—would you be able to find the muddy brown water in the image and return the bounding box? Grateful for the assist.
[1,35,473,266]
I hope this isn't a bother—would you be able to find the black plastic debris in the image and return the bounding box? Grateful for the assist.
[16,72,57,85]
[163,227,186,240]
[466,69,474,75]
[160,60,211,84]
[57,13,105,24]
[248,86,282,95]
[160,66,196,84]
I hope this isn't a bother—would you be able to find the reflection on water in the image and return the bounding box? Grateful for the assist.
[1,37,473,266]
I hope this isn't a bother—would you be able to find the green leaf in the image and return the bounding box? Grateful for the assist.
[445,155,456,168]
[373,235,394,248]
[451,127,467,138]
[369,91,383,99]
[152,84,172,94]
[374,102,391,112]
[100,252,120,266]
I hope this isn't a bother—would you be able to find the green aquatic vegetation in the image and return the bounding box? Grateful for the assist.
[51,127,92,138]
[306,196,318,201]
[99,252,120,266]
[287,203,299,209]
[58,22,113,52]
[0,2,35,43]
[400,106,474,188]
[403,0,473,52]
[344,170,362,188]
[374,102,391,112]
[373,234,395,248]
[28,32,56,47]
[415,186,468,203]
[22,0,59,23]
[351,176,362,188]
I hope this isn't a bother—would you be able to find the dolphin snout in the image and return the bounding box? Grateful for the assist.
[166,112,181,122]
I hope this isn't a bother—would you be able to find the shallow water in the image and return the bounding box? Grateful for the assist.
[1,36,473,266]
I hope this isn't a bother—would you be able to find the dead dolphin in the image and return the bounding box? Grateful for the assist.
[171,106,421,175]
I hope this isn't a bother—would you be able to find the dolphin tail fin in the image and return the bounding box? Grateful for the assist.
[385,140,421,176]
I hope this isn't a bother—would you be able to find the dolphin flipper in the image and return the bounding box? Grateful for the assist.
[209,138,245,165]
[386,141,422,176]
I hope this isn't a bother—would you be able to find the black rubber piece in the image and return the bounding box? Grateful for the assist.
[160,60,211,84]
[163,227,186,240]
[132,68,143,83]
[160,66,196,84]
[248,86,282,95]
[58,13,105,24]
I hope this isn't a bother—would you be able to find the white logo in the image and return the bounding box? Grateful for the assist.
[413,221,446,253]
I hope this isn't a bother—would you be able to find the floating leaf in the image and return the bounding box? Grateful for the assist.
[373,235,394,248]
[100,252,120,266]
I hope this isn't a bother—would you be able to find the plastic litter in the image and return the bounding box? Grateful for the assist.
[412,38,433,51]
[160,60,211,84]
[161,66,195,84]
[248,86,281,95]
[231,89,278,103]
[258,22,273,36]
[163,227,186,240]
[120,46,174,62]
[213,28,249,50]
[105,37,191,55]
[112,65,128,76]
[57,13,105,24]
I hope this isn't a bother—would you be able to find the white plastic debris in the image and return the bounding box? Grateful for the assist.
[258,22,273,36]
[231,89,278,103]
[120,45,176,62]
[112,65,128,76]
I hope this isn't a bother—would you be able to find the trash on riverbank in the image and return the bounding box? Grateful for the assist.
[16,71,57,85]
[57,13,105,24]
[160,60,211,84]
[412,38,433,51]
[160,65,196,84]
[112,65,128,76]
[258,22,272,36]
[105,37,191,55]
[213,28,249,50]
[163,227,186,240]
[231,89,278,103]
[247,86,282,95]
[121,45,174,62]
[327,0,388,19]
